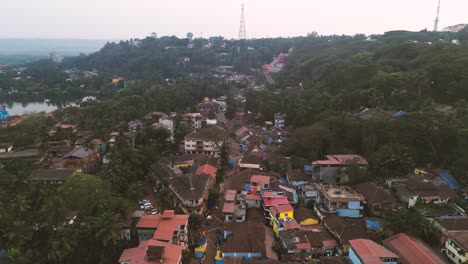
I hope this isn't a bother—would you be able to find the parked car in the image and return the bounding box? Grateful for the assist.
[139,200,151,209]
[143,203,153,210]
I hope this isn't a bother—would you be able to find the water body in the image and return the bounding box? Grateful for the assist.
[0,96,96,116]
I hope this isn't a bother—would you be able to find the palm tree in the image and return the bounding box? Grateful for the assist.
[91,212,121,247]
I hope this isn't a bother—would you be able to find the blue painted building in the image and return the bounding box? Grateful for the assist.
[0,105,9,124]
[321,186,364,218]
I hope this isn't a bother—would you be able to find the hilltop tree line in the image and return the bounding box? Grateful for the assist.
[246,30,468,183]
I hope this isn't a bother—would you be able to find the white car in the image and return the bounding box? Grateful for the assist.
[143,203,153,210]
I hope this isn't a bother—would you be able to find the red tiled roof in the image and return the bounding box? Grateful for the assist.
[246,194,262,201]
[225,190,237,202]
[223,202,235,213]
[270,204,294,214]
[263,197,289,207]
[251,175,270,186]
[118,239,183,264]
[152,215,189,241]
[312,155,368,166]
[349,239,398,263]
[136,215,162,229]
[196,164,217,179]
[322,239,338,248]
[383,233,446,264]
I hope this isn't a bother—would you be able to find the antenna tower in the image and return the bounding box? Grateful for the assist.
[238,4,247,40]
[433,0,441,32]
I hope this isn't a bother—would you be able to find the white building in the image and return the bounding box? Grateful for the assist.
[159,117,175,142]
[184,129,224,157]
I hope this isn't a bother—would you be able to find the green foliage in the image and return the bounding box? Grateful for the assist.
[104,136,145,195]
[385,210,437,242]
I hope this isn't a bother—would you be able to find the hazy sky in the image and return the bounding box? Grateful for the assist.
[2,0,467,40]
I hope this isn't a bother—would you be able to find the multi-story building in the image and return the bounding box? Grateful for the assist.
[312,155,368,184]
[319,186,364,218]
[274,113,286,129]
[222,190,247,223]
[184,129,225,157]
[444,231,468,264]
[159,116,175,142]
[136,210,189,248]
[61,147,100,173]
[180,113,203,130]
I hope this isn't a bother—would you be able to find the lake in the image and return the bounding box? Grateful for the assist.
[0,96,96,116]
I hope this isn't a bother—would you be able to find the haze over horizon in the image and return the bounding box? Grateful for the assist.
[2,0,467,40]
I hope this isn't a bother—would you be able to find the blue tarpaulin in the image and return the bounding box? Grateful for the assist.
[279,177,289,185]
[195,251,204,258]
[438,170,460,190]
[392,110,407,117]
[242,145,249,152]
[197,236,207,246]
[244,183,251,192]
[228,160,236,169]
[304,165,313,173]
[365,219,382,230]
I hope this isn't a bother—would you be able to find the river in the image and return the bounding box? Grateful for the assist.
[0,96,96,116]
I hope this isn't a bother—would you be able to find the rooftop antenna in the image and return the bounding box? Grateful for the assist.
[433,0,441,32]
[238,3,247,40]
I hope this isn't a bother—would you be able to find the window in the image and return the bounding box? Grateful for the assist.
[284,213,289,217]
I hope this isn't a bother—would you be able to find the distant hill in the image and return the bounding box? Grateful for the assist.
[0,39,114,56]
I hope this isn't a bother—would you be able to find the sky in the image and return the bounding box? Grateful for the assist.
[1,0,467,40]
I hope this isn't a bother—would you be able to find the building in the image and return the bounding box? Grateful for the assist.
[239,154,262,170]
[169,173,212,214]
[277,229,311,255]
[249,175,271,192]
[181,113,203,130]
[312,155,368,184]
[61,147,100,173]
[323,215,379,252]
[274,113,286,129]
[287,169,310,189]
[29,169,76,184]
[159,117,175,142]
[388,175,456,208]
[195,163,217,181]
[383,233,446,264]
[184,129,225,157]
[221,221,278,261]
[50,52,63,63]
[270,204,296,236]
[0,143,13,153]
[354,182,399,217]
[136,210,189,248]
[223,190,247,222]
[319,186,364,218]
[0,105,9,124]
[432,216,468,246]
[444,231,468,264]
[294,207,319,227]
[212,96,227,109]
[0,148,43,163]
[121,210,146,241]
[348,239,398,264]
[118,239,183,264]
